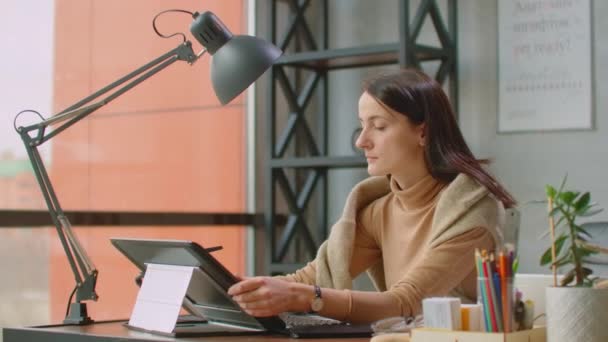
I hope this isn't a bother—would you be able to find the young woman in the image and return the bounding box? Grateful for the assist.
[228,69,516,324]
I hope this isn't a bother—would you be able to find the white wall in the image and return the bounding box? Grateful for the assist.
[257,0,608,280]
[459,0,608,274]
[323,0,608,278]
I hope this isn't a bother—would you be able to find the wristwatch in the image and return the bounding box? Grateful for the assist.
[310,285,324,312]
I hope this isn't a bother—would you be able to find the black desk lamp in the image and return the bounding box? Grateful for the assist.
[13,10,281,325]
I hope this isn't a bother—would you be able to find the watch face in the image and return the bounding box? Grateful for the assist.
[311,297,324,312]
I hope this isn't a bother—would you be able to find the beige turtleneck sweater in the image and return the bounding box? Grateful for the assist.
[281,174,497,320]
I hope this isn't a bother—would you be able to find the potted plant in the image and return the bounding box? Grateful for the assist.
[541,176,608,342]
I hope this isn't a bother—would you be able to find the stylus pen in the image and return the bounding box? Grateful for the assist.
[205,246,223,253]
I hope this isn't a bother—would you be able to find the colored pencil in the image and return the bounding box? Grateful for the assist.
[499,251,509,332]
[482,253,499,332]
[489,254,503,332]
[475,250,491,331]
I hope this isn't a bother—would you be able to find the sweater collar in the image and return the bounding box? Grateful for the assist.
[389,173,444,210]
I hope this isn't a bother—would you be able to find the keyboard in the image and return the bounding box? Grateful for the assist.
[279,313,343,327]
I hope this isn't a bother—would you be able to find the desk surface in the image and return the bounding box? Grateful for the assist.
[3,320,371,342]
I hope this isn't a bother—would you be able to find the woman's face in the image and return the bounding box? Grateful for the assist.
[355,92,426,177]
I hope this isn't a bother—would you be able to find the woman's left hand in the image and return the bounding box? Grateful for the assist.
[227,276,308,317]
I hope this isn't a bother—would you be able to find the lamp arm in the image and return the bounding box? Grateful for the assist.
[16,40,204,324]
[20,42,201,145]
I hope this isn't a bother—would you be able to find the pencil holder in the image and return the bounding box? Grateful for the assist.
[477,275,516,333]
[504,277,514,332]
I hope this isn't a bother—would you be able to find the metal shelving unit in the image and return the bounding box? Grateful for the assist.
[265,0,458,275]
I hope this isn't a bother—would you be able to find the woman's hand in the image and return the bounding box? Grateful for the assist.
[227,277,311,317]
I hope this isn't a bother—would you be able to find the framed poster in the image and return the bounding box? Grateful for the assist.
[498,0,593,132]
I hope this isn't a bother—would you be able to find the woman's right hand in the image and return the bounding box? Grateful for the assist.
[227,276,312,317]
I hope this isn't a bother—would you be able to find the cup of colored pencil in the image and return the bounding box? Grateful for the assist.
[475,248,515,333]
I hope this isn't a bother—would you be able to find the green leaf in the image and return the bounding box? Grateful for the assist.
[540,235,568,266]
[548,248,572,269]
[583,278,596,287]
[553,216,566,230]
[546,185,556,198]
[560,191,578,205]
[576,205,593,216]
[577,246,598,258]
[548,206,562,217]
[540,247,552,266]
[574,225,594,240]
[555,254,571,267]
[557,174,568,194]
[557,206,573,220]
[582,267,594,278]
[560,268,575,286]
[574,192,591,211]
[579,208,604,217]
[555,234,568,255]
[559,266,592,287]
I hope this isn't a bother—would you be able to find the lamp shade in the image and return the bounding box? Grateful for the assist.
[190,11,282,105]
[211,36,282,104]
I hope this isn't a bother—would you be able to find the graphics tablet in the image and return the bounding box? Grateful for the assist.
[110,237,372,338]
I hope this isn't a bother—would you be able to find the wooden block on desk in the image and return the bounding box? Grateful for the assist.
[411,326,546,342]
[370,332,410,342]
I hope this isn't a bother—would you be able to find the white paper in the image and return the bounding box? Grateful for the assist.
[498,0,592,132]
[128,263,195,333]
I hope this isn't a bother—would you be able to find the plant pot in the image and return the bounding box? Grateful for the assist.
[545,286,608,342]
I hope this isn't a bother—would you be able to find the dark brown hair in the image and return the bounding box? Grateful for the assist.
[364,69,516,208]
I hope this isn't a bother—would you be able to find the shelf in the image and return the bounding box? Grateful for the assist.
[275,43,400,70]
[270,156,366,168]
[415,44,452,61]
[274,43,451,70]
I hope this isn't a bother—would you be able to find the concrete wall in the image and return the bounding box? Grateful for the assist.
[458,0,608,274]
[321,0,608,277]
[256,0,607,281]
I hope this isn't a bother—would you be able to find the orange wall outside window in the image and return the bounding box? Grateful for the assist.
[50,0,247,322]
